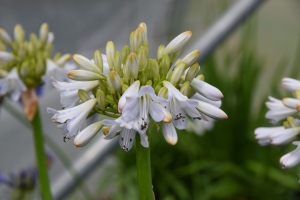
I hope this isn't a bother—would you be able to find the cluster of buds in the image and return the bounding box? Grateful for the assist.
[255,78,300,174]
[48,22,228,152]
[0,23,73,102]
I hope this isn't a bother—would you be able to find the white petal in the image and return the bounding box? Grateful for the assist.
[73,121,103,147]
[104,124,122,140]
[138,132,149,148]
[149,100,164,122]
[190,79,223,101]
[270,127,300,145]
[122,97,139,121]
[67,70,103,81]
[163,81,189,102]
[280,141,300,169]
[162,122,178,145]
[282,78,300,92]
[196,100,228,120]
[282,98,300,109]
[254,126,285,139]
[138,85,155,97]
[118,80,140,112]
[265,109,297,124]
[119,128,136,152]
[181,101,201,118]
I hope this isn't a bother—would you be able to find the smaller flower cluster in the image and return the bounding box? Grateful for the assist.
[255,78,300,173]
[48,22,228,152]
[0,23,73,101]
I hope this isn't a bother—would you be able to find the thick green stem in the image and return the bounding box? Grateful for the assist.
[136,134,154,200]
[31,106,52,200]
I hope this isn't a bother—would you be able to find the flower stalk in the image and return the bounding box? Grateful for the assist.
[136,134,154,200]
[31,105,52,200]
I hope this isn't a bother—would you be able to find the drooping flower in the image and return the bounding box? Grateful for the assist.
[280,141,300,169]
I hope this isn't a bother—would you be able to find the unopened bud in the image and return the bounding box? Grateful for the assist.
[140,73,148,85]
[157,45,165,63]
[39,23,49,46]
[0,51,15,62]
[185,63,200,82]
[122,84,129,94]
[107,71,122,93]
[161,54,170,75]
[106,41,115,71]
[167,71,173,82]
[158,87,168,98]
[0,41,6,51]
[155,85,162,95]
[126,52,138,79]
[170,62,186,85]
[35,59,45,77]
[73,54,101,74]
[180,81,190,96]
[170,49,183,64]
[67,70,106,81]
[181,50,200,69]
[48,32,54,43]
[96,89,106,110]
[20,61,30,78]
[121,45,130,65]
[53,52,61,62]
[139,22,148,42]
[132,27,143,53]
[196,74,204,81]
[94,50,103,72]
[142,41,149,58]
[74,121,103,147]
[283,121,290,129]
[78,89,91,103]
[164,31,192,55]
[150,59,159,79]
[14,24,25,44]
[287,116,298,127]
[0,28,12,45]
[137,46,147,72]
[146,80,152,86]
[102,126,110,136]
[114,51,122,73]
[129,31,134,53]
[295,90,300,100]
[123,63,131,84]
[56,54,71,67]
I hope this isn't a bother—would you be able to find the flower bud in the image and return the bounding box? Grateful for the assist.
[0,28,12,45]
[53,52,61,62]
[283,121,290,129]
[129,31,134,52]
[157,45,165,63]
[78,89,91,103]
[48,32,54,43]
[170,62,186,85]
[154,85,162,95]
[106,41,115,71]
[122,84,129,94]
[185,63,200,82]
[142,41,149,58]
[196,74,204,81]
[139,22,148,42]
[0,40,6,51]
[67,70,106,81]
[158,87,168,98]
[126,52,138,79]
[107,71,122,93]
[295,90,300,100]
[181,50,200,69]
[167,71,173,82]
[94,50,103,72]
[20,61,30,78]
[123,63,131,84]
[39,23,48,46]
[114,51,122,73]
[140,72,148,85]
[132,27,143,53]
[56,54,71,67]
[121,45,130,65]
[161,54,170,75]
[74,121,103,147]
[73,54,101,74]
[137,46,147,73]
[146,80,153,86]
[102,126,110,136]
[287,116,298,128]
[0,51,15,62]
[164,31,192,55]
[96,89,106,110]
[14,24,25,44]
[180,81,190,96]
[35,59,45,77]
[196,100,228,120]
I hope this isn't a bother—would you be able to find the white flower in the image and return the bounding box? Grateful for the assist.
[254,126,285,146]
[282,78,300,92]
[190,78,223,101]
[47,98,97,138]
[0,51,15,62]
[164,31,192,55]
[282,98,300,109]
[269,127,300,146]
[73,121,103,147]
[280,141,300,169]
[0,68,27,101]
[52,78,98,108]
[265,96,297,124]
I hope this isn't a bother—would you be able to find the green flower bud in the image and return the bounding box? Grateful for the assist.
[123,63,131,84]
[158,87,168,98]
[20,61,30,78]
[185,63,200,82]
[14,24,25,44]
[106,41,115,71]
[35,59,45,77]
[146,66,152,80]
[170,62,186,85]
[139,22,148,42]
[0,40,6,51]
[98,80,107,95]
[167,71,173,82]
[73,54,101,74]
[122,84,129,94]
[146,80,152,86]
[119,69,123,78]
[129,31,134,53]
[53,52,61,62]
[287,116,298,127]
[106,95,114,102]
[157,45,165,63]
[126,52,138,79]
[0,28,12,45]
[137,46,147,72]
[67,70,106,81]
[283,121,290,129]
[161,54,170,75]
[121,45,130,65]
[107,71,122,93]
[142,41,149,58]
[94,50,103,72]
[170,49,182,64]
[181,50,200,69]
[102,126,110,136]
[78,89,91,103]
[132,27,143,53]
[114,51,122,73]
[56,54,71,67]
[180,81,190,96]
[196,74,204,81]
[96,89,106,110]
[39,23,48,46]
[155,85,162,95]
[295,90,300,100]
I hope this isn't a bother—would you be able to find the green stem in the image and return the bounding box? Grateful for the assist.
[136,134,154,200]
[31,105,52,200]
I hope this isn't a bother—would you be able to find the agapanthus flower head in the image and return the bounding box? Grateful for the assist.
[255,77,300,182]
[48,22,228,152]
[0,23,73,102]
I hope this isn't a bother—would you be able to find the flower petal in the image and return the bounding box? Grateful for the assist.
[162,122,178,145]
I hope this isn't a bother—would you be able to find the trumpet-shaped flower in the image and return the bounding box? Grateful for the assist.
[255,126,285,146]
[280,141,300,169]
[190,78,224,101]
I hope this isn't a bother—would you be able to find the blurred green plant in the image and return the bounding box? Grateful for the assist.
[96,19,300,200]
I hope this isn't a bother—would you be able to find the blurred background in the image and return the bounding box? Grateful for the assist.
[1,0,300,199]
